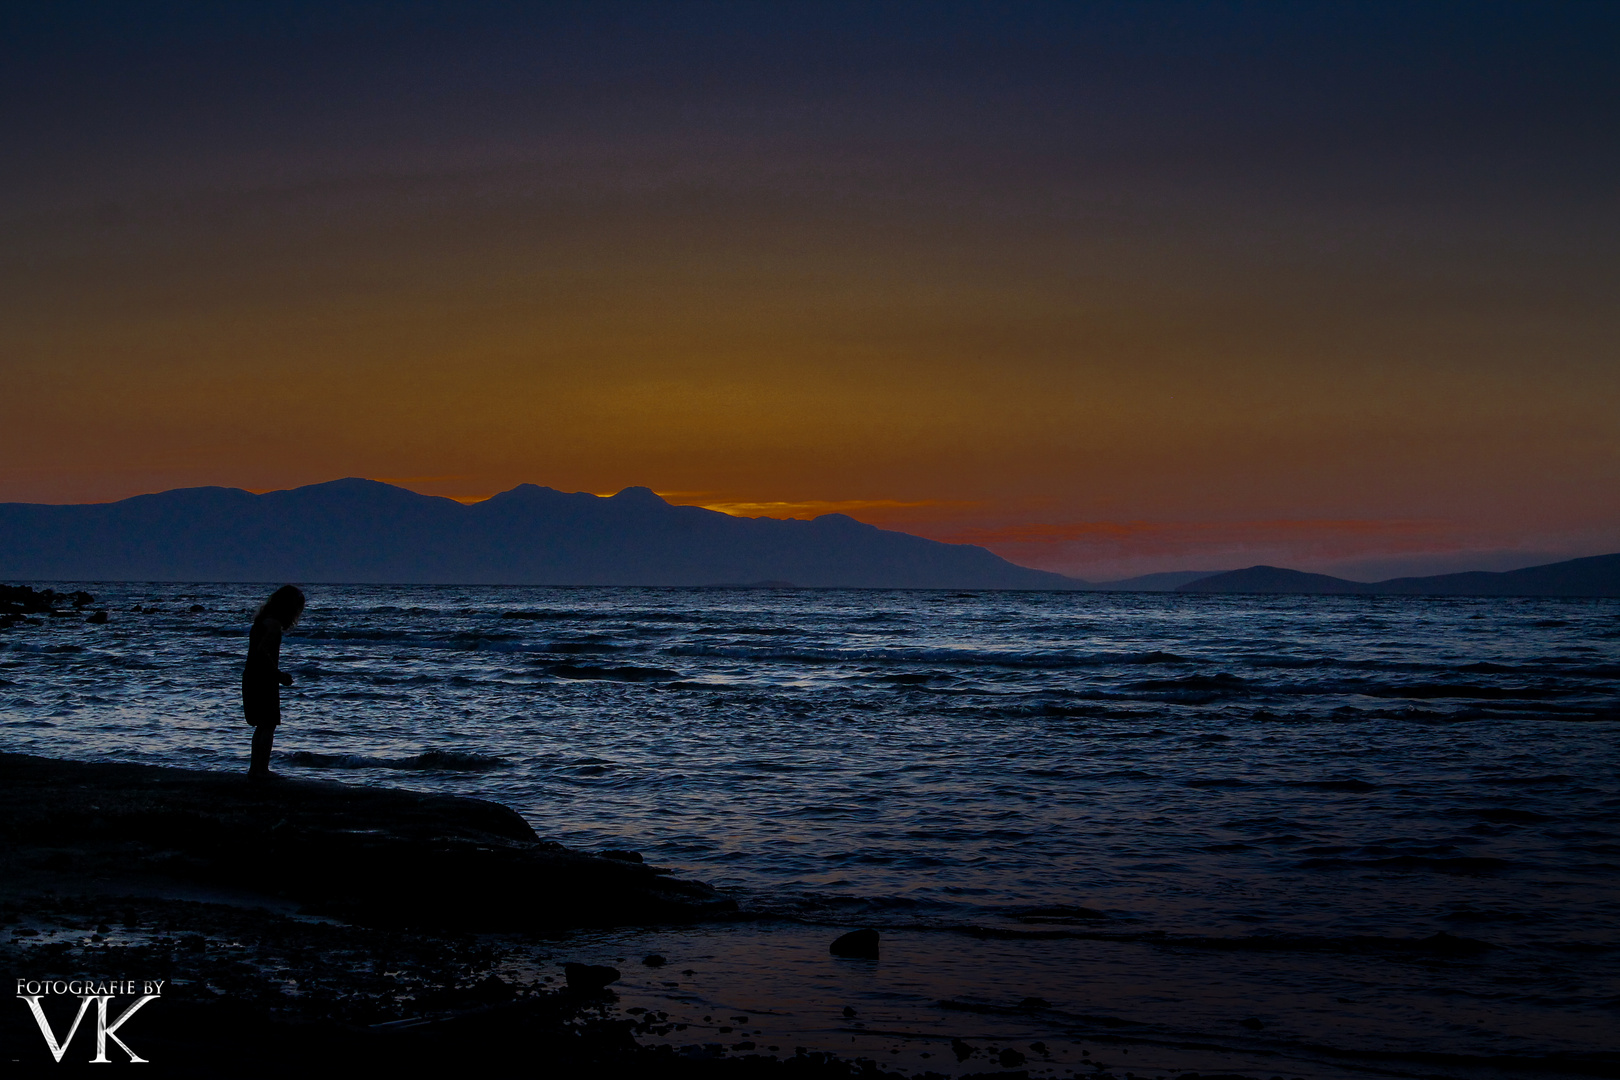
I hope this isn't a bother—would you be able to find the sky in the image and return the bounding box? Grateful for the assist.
[1,1,1616,581]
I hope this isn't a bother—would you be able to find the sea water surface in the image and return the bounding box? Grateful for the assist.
[3,585,1617,1076]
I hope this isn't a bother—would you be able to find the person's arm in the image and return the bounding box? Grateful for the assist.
[248,618,293,685]
[270,621,293,685]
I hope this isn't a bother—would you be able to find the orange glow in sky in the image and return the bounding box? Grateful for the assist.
[1,5,1615,580]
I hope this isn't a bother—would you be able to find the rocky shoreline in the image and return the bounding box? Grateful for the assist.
[0,753,915,1075]
[0,752,733,931]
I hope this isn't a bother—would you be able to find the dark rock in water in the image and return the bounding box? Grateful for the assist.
[0,753,734,930]
[841,1006,857,1018]
[563,962,621,992]
[86,610,109,624]
[829,928,880,958]
[1239,1017,1266,1029]
[600,849,644,863]
[950,1038,976,1061]
[1019,996,1052,1009]
[998,1048,1027,1067]
[642,954,666,967]
[472,973,514,1002]
[1,585,98,628]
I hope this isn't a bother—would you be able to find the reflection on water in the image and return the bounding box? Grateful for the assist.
[2,584,1617,1071]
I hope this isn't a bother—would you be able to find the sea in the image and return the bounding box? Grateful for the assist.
[3,583,1617,1077]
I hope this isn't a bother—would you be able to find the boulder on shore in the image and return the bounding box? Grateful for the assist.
[829,928,880,958]
[0,753,733,929]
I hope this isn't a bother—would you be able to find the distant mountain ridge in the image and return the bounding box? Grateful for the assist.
[0,478,1081,589]
[3,480,1614,595]
[1175,555,1620,598]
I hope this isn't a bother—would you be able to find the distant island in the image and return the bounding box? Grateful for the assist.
[0,479,1614,595]
[1173,557,1620,598]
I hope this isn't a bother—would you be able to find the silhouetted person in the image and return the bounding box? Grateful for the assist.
[244,585,305,780]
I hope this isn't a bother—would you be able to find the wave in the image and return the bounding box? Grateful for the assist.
[278,749,507,771]
[1298,854,1513,874]
[501,609,698,623]
[536,640,622,654]
[546,663,681,682]
[922,924,1498,957]
[1363,682,1562,700]
[1289,778,1379,792]
[663,643,1194,669]
[710,626,801,636]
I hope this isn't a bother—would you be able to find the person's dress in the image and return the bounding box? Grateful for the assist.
[242,616,284,727]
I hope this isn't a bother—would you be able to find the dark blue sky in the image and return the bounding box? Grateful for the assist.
[2,2,1616,578]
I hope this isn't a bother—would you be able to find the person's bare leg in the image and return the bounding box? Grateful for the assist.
[249,724,275,779]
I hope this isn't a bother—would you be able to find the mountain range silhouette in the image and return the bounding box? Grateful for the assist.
[1,479,1614,595]
[1173,559,1620,597]
[0,479,1074,589]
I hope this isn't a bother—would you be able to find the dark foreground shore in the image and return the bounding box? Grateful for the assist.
[0,751,734,930]
[16,754,1598,1080]
[0,754,1052,1078]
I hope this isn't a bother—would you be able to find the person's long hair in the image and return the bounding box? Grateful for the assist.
[258,585,306,629]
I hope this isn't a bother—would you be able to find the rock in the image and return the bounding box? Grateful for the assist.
[87,610,109,624]
[1,585,98,627]
[1019,996,1051,1009]
[563,962,621,992]
[999,1048,1027,1067]
[841,1006,857,1018]
[829,928,880,959]
[472,974,514,1002]
[642,953,667,967]
[1239,1016,1265,1029]
[0,752,735,930]
[599,849,644,863]
[950,1038,976,1062]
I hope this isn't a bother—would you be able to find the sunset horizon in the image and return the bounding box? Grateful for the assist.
[3,6,1616,1074]
[4,4,1615,585]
